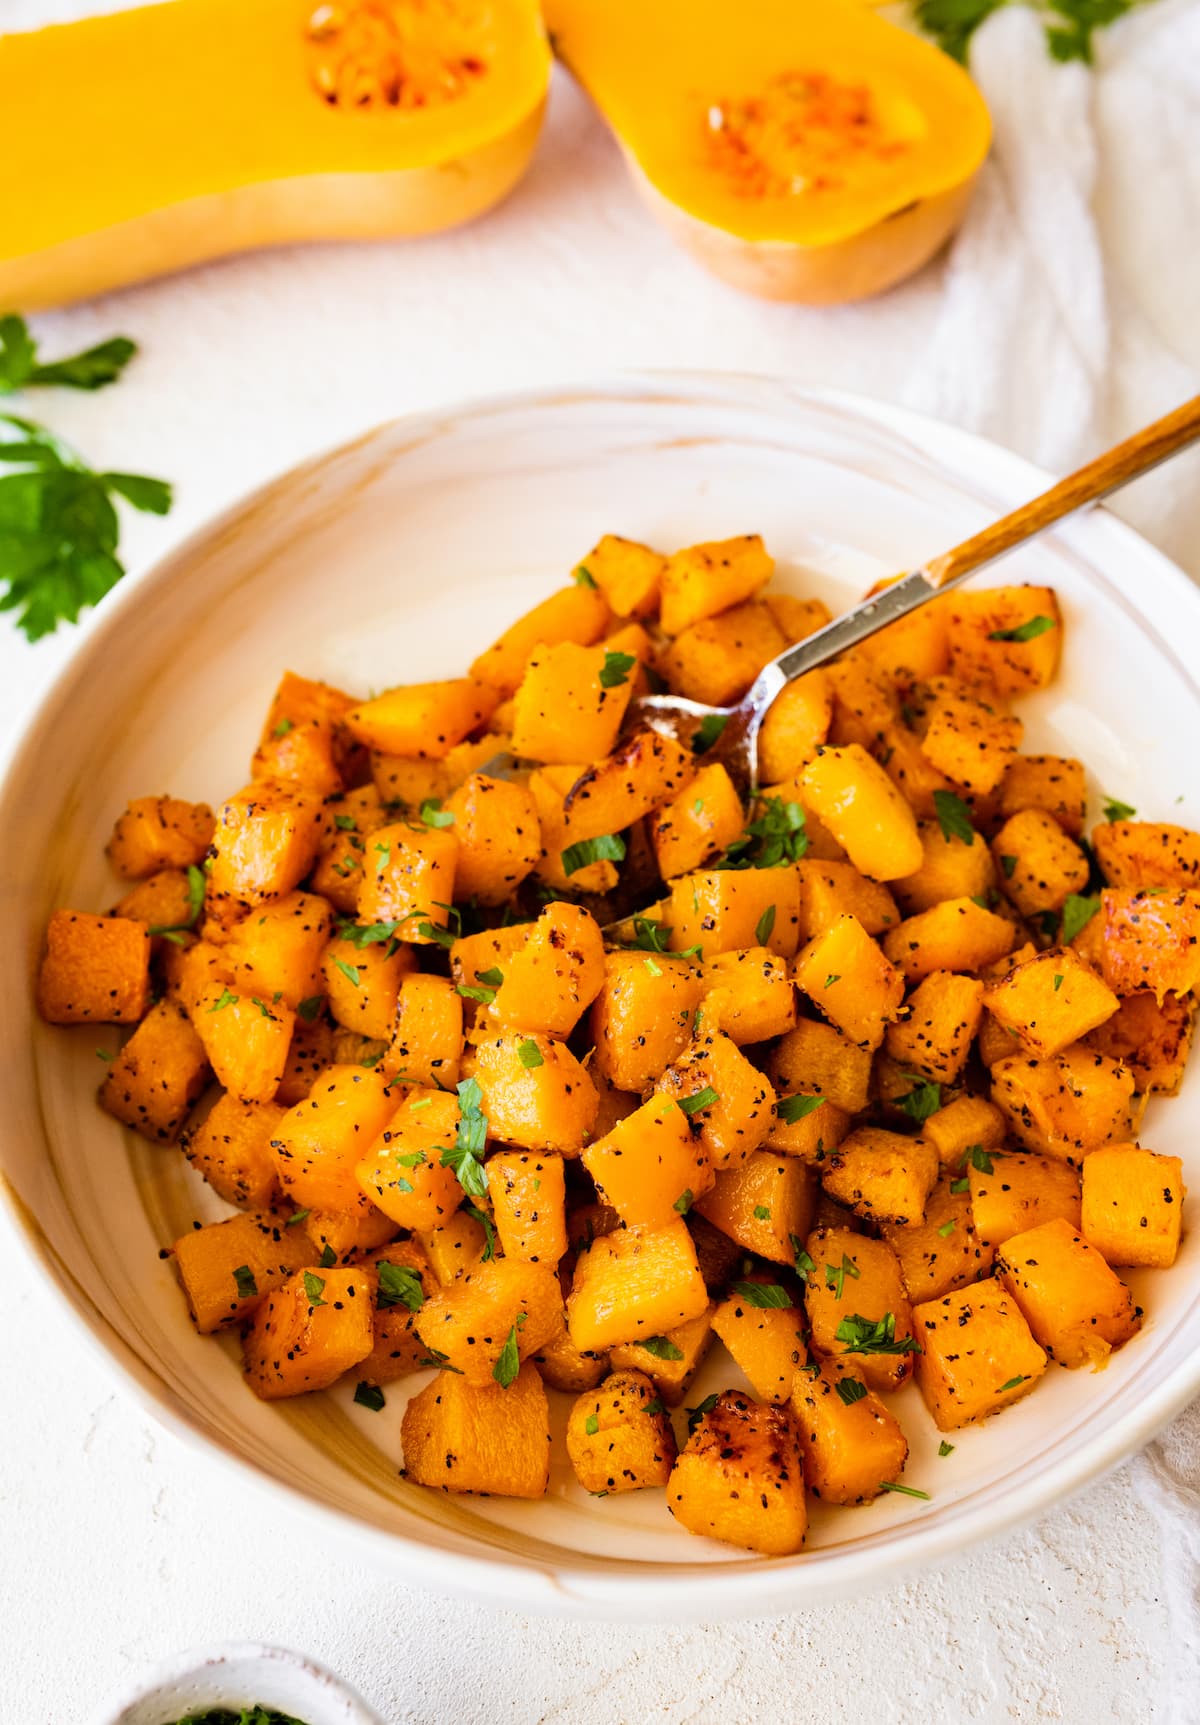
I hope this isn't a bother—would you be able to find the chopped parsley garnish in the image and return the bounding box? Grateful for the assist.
[836,1377,868,1407]
[950,1176,970,1194]
[824,973,841,989]
[438,1076,490,1198]
[376,1261,425,1311]
[732,1281,790,1309]
[334,958,361,988]
[1062,892,1101,945]
[493,1314,526,1388]
[464,1202,498,1261]
[626,914,672,953]
[987,615,1056,643]
[937,1219,956,1238]
[354,1381,386,1412]
[718,797,808,869]
[677,1086,719,1117]
[998,1374,1030,1393]
[755,905,776,945]
[518,1038,544,1069]
[585,1411,600,1435]
[1053,973,1064,992]
[674,1189,694,1215]
[205,987,238,1013]
[687,1392,720,1431]
[835,1312,920,1356]
[456,982,496,1004]
[777,1093,824,1124]
[285,1208,310,1227]
[791,1237,816,1281]
[898,1078,943,1124]
[1000,854,1018,878]
[639,1335,684,1361]
[302,1271,326,1307]
[1102,795,1136,823]
[933,789,977,846]
[297,995,324,1022]
[419,798,455,829]
[273,717,294,737]
[644,956,662,977]
[824,1254,862,1300]
[879,1480,930,1501]
[334,813,358,831]
[692,711,729,755]
[475,966,504,987]
[938,1440,955,1457]
[318,1244,337,1269]
[599,649,636,689]
[232,1264,257,1300]
[561,832,626,876]
[573,563,597,588]
[960,1145,996,1174]
[0,315,135,393]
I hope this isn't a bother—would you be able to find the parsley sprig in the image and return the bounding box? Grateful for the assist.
[717,797,808,870]
[911,0,1148,64]
[0,314,136,394]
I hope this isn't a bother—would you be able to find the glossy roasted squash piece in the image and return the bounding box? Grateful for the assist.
[192,982,295,1104]
[793,912,904,1051]
[991,1048,1136,1162]
[820,1126,937,1227]
[182,1094,285,1209]
[415,1255,563,1385]
[694,1151,817,1265]
[468,1032,598,1154]
[243,1265,373,1399]
[667,1391,806,1555]
[1092,821,1200,891]
[800,745,922,881]
[223,890,335,1011]
[667,865,802,960]
[271,1063,397,1211]
[1083,989,1195,1096]
[884,969,983,1084]
[99,999,209,1143]
[789,1357,908,1504]
[1098,889,1200,1001]
[968,1150,1081,1252]
[712,1284,806,1402]
[996,1217,1140,1368]
[700,946,797,1045]
[401,1361,550,1498]
[488,1149,568,1265]
[804,1226,915,1393]
[356,820,459,944]
[389,972,464,1089]
[566,1368,678,1493]
[444,773,541,905]
[38,909,151,1026]
[984,946,1118,1059]
[656,1030,776,1170]
[566,1220,709,1352]
[172,1210,317,1334]
[206,779,327,926]
[607,1304,716,1404]
[912,1281,1047,1431]
[355,1088,464,1231]
[583,1093,713,1230]
[1080,1144,1186,1269]
[106,794,214,879]
[491,901,605,1037]
[590,951,704,1091]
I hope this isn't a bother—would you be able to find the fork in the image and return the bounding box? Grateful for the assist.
[632,393,1200,796]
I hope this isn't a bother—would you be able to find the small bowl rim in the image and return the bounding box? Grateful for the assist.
[87,1639,386,1725]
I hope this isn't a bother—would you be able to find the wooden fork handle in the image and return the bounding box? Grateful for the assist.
[923,394,1200,590]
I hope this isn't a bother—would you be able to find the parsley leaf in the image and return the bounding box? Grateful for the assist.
[302,1271,327,1307]
[836,1377,868,1407]
[824,1254,862,1300]
[912,0,1136,64]
[988,614,1056,643]
[933,789,977,847]
[585,1411,600,1435]
[718,797,808,870]
[353,1381,385,1412]
[753,1204,771,1221]
[318,1243,337,1269]
[677,1086,719,1117]
[419,798,455,829]
[438,1077,490,1198]
[599,649,636,689]
[1102,795,1137,823]
[376,1262,425,1312]
[898,1078,943,1124]
[732,1281,790,1309]
[777,1093,824,1125]
[334,958,361,988]
[297,995,324,1023]
[232,1264,257,1300]
[687,1392,720,1431]
[692,712,730,755]
[639,1335,684,1361]
[573,563,597,588]
[755,905,776,945]
[998,1374,1030,1393]
[674,1189,694,1215]
[493,1314,526,1388]
[463,1201,498,1261]
[835,1312,920,1356]
[206,987,238,1014]
[0,316,136,394]
[1062,892,1101,945]
[938,1440,955,1457]
[790,1237,816,1281]
[879,1480,930,1501]
[518,1038,544,1069]
[561,833,626,876]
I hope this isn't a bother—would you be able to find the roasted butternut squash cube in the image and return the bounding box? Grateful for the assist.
[308,787,389,912]
[355,1088,463,1231]
[996,1216,1140,1368]
[660,600,786,707]
[322,930,413,1042]
[913,1281,1047,1431]
[712,1285,806,1402]
[998,755,1087,836]
[401,1361,551,1497]
[892,818,997,916]
[920,687,1022,795]
[469,1033,598,1155]
[968,1150,1081,1251]
[106,794,215,880]
[589,951,703,1091]
[794,913,904,1051]
[38,909,151,1025]
[794,857,899,943]
[300,1203,398,1265]
[221,891,334,1011]
[356,821,458,945]
[762,592,831,648]
[275,1017,334,1106]
[99,999,209,1143]
[885,969,984,1083]
[650,762,745,878]
[1084,989,1195,1095]
[804,1227,916,1392]
[667,866,801,960]
[991,1048,1136,1162]
[492,901,605,1037]
[111,867,197,939]
[879,728,959,822]
[984,947,1117,1059]
[1099,889,1200,1001]
[766,1093,851,1162]
[667,1391,806,1556]
[558,729,693,846]
[701,947,797,1045]
[579,534,665,620]
[857,593,951,680]
[192,983,293,1104]
[528,765,619,895]
[800,744,923,881]
[343,678,496,759]
[415,1256,563,1386]
[182,1094,285,1209]
[385,973,465,1091]
[243,1265,373,1399]
[488,1149,568,1265]
[359,1240,432,1383]
[883,897,1015,984]
[584,1093,712,1230]
[821,1127,938,1227]
[757,669,834,784]
[271,1064,397,1211]
[416,1209,489,1286]
[251,716,343,798]
[659,534,773,636]
[532,1321,610,1393]
[766,1016,873,1115]
[1092,820,1200,891]
[567,1369,678,1493]
[1081,1144,1185,1269]
[608,1305,716,1405]
[992,809,1090,919]
[789,1358,909,1505]
[511,641,634,765]
[207,780,326,922]
[695,1152,817,1266]
[566,1221,708,1352]
[826,657,899,753]
[443,773,540,905]
[471,583,611,696]
[370,752,448,811]
[656,1030,776,1170]
[944,585,1062,695]
[172,1210,317,1334]
[921,1094,1007,1168]
[880,1173,983,1302]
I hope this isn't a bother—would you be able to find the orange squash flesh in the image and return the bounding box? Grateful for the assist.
[545,0,990,303]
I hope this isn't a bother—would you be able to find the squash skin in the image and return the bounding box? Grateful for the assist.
[0,0,550,309]
[547,0,990,304]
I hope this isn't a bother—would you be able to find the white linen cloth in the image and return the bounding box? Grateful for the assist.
[2,2,1200,1720]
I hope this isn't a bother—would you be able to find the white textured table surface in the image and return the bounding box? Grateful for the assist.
[4,3,1200,1721]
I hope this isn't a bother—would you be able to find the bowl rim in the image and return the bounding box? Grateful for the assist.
[87,1640,387,1725]
[5,369,1200,1620]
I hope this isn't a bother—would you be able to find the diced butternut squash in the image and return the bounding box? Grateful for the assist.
[469,1033,598,1155]
[356,821,458,944]
[794,857,899,943]
[358,1240,432,1384]
[221,891,334,1011]
[803,1227,916,1393]
[488,1150,568,1265]
[913,1281,1047,1430]
[701,947,797,1044]
[766,1093,851,1162]
[558,729,693,845]
[694,1152,817,1265]
[882,897,1015,984]
[984,947,1117,1059]
[416,1209,489,1287]
[532,1321,610,1393]
[343,679,496,759]
[857,595,951,680]
[251,716,343,798]
[821,1127,938,1227]
[584,1093,712,1229]
[793,913,904,1051]
[762,593,831,648]
[492,901,605,1037]
[660,600,787,707]
[567,1368,678,1493]
[578,534,665,620]
[1092,820,1200,891]
[944,586,1062,695]
[767,1016,873,1114]
[712,1285,806,1402]
[172,1211,316,1334]
[608,1305,716,1405]
[668,1391,806,1555]
[402,1361,551,1498]
[589,950,703,1091]
[880,1173,983,1302]
[660,534,773,636]
[800,744,923,881]
[99,999,209,1143]
[757,670,833,784]
[566,1221,708,1352]
[969,1149,1081,1251]
[921,1094,1007,1168]
[667,866,801,960]
[1084,989,1195,1095]
[415,1255,562,1386]
[996,1216,1140,1368]
[892,818,997,916]
[207,780,326,922]
[37,909,150,1025]
[993,810,1090,919]
[444,773,541,904]
[991,1048,1136,1162]
[885,970,983,1083]
[106,794,215,880]
[511,641,634,764]
[182,1094,284,1209]
[271,1064,397,1211]
[307,786,388,912]
[243,1265,373,1399]
[789,1358,909,1505]
[192,983,293,1104]
[920,687,1022,795]
[274,1017,333,1106]
[656,1030,776,1170]
[1099,889,1200,1001]
[826,657,899,753]
[471,584,611,696]
[321,930,413,1041]
[998,755,1087,836]
[111,867,196,939]
[1081,1144,1185,1269]
[527,764,619,895]
[301,1203,398,1265]
[354,1088,463,1231]
[650,762,744,878]
[387,973,467,1088]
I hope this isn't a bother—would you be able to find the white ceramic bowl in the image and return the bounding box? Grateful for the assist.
[3,375,1199,1621]
[91,1642,386,1725]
